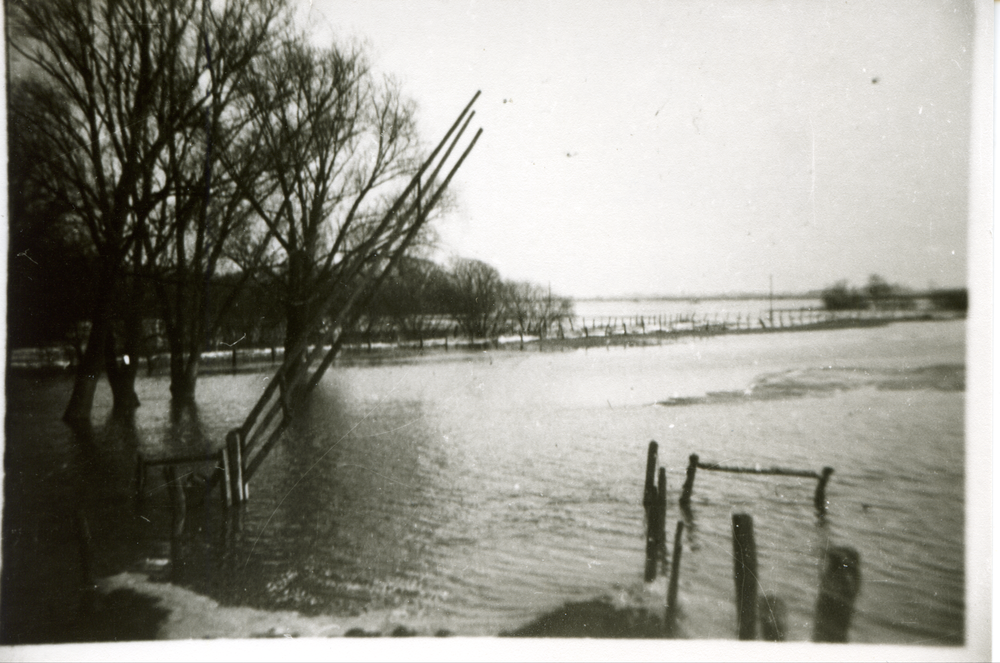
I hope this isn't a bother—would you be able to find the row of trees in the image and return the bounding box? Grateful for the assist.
[201,255,574,351]
[820,274,967,312]
[432,258,573,344]
[11,250,574,365]
[9,0,449,420]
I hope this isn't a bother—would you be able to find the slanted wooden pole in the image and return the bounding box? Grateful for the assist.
[813,546,860,642]
[665,520,684,636]
[814,466,834,514]
[679,454,699,506]
[732,513,758,640]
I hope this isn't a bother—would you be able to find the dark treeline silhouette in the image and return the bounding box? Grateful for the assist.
[821,274,967,313]
[8,252,573,363]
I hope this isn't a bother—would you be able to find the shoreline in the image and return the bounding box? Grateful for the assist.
[7,312,964,378]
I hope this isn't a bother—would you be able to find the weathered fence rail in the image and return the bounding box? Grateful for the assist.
[679,453,834,515]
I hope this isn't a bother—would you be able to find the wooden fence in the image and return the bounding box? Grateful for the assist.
[640,441,858,642]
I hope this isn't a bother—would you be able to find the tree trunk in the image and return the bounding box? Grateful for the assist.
[284,299,309,360]
[105,327,140,415]
[62,318,107,424]
[170,356,200,403]
[166,325,200,403]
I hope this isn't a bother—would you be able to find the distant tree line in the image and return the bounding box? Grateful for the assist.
[9,248,572,361]
[820,275,967,313]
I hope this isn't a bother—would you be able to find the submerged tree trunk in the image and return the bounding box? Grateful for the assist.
[164,321,202,403]
[171,357,200,403]
[62,318,107,423]
[104,325,140,415]
[279,295,312,409]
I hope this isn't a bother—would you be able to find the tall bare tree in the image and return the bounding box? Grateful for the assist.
[10,0,290,417]
[139,0,288,402]
[448,258,507,341]
[233,35,428,358]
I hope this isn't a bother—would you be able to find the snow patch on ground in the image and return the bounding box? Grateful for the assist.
[98,573,410,639]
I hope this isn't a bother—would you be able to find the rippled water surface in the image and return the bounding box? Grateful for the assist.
[3,320,965,644]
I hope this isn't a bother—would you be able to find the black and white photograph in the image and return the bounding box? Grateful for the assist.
[1,0,991,659]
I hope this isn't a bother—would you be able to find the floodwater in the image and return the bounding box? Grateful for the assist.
[2,319,965,644]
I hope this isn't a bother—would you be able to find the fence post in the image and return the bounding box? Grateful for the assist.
[226,429,245,504]
[813,546,861,642]
[758,592,787,641]
[644,442,659,582]
[643,441,658,509]
[814,467,834,514]
[679,454,699,506]
[164,466,186,538]
[732,513,758,640]
[665,520,684,636]
[219,449,232,508]
[76,510,96,611]
[656,467,668,556]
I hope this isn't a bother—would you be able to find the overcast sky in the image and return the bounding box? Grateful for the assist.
[299,0,981,298]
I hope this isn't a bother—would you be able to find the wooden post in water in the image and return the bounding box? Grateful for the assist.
[758,592,788,642]
[646,467,667,578]
[164,466,186,538]
[218,449,232,508]
[164,465,186,580]
[732,513,758,640]
[665,520,684,636]
[813,546,861,642]
[814,467,834,514]
[226,429,245,504]
[656,467,667,552]
[643,441,659,582]
[76,510,95,611]
[643,441,658,509]
[679,454,699,506]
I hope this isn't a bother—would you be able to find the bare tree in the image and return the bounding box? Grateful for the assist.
[10,0,292,416]
[501,279,574,347]
[139,0,288,402]
[505,281,543,349]
[533,285,574,341]
[11,0,191,419]
[375,256,452,348]
[448,258,507,342]
[233,35,428,362]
